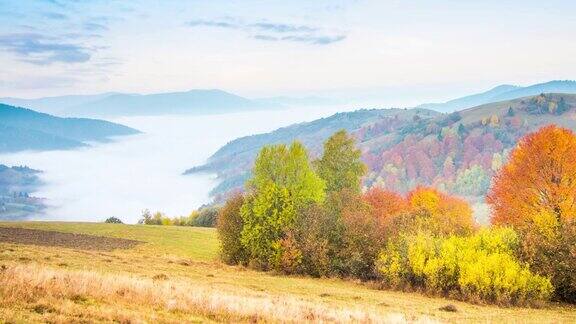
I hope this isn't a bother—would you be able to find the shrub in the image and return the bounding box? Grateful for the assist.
[217,194,248,265]
[138,210,171,225]
[192,207,219,227]
[518,218,576,303]
[376,228,553,305]
[104,217,123,224]
[160,215,172,226]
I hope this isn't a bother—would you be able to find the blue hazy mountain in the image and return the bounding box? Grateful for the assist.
[0,93,119,116]
[418,80,576,112]
[1,89,273,117]
[0,103,140,153]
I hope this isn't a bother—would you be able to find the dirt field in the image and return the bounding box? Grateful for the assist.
[0,226,141,251]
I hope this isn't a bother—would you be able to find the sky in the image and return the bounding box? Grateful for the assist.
[1,0,576,105]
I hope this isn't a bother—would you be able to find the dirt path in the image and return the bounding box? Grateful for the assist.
[0,227,141,251]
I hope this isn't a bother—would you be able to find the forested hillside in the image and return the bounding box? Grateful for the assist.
[0,103,139,152]
[185,108,440,198]
[0,165,44,220]
[189,93,576,205]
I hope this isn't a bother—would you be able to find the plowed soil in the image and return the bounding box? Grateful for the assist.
[0,227,141,251]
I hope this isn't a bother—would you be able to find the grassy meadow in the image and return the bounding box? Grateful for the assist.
[0,221,574,323]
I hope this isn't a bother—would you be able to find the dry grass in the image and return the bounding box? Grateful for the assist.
[0,222,575,323]
[0,262,415,323]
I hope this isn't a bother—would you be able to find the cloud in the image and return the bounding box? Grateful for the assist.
[188,19,240,29]
[0,33,91,64]
[249,23,318,33]
[255,34,346,45]
[43,12,68,20]
[187,18,345,46]
[83,22,108,32]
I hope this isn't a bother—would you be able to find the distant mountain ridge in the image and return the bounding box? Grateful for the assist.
[1,89,275,117]
[0,93,119,116]
[0,103,139,153]
[418,80,576,112]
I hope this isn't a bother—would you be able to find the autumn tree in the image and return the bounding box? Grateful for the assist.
[487,125,576,302]
[316,130,367,193]
[363,187,409,238]
[240,141,325,269]
[487,125,576,226]
[453,164,491,196]
[405,186,475,236]
[326,189,381,279]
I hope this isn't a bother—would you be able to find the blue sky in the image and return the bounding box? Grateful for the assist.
[1,0,575,105]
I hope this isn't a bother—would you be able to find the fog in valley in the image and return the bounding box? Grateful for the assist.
[0,105,356,223]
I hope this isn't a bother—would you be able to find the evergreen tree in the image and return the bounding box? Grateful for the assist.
[457,123,467,137]
[507,106,515,117]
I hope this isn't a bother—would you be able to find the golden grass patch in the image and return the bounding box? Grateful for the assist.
[0,262,415,323]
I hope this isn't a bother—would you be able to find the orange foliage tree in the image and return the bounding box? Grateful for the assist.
[363,188,408,222]
[487,125,576,226]
[363,185,474,236]
[406,186,475,235]
[363,187,409,237]
[487,125,576,302]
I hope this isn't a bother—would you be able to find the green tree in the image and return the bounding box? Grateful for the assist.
[241,141,325,268]
[316,130,366,193]
[453,164,491,196]
[248,141,325,207]
[217,194,248,265]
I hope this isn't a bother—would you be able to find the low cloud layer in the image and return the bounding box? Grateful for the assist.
[188,18,345,45]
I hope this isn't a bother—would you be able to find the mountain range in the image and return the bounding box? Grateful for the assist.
[1,89,275,118]
[418,80,576,112]
[0,103,139,153]
[3,80,575,118]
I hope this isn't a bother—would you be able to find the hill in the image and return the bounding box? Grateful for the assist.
[419,80,576,112]
[185,107,440,198]
[0,103,139,153]
[0,165,45,220]
[188,93,576,210]
[0,221,573,322]
[2,90,274,117]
